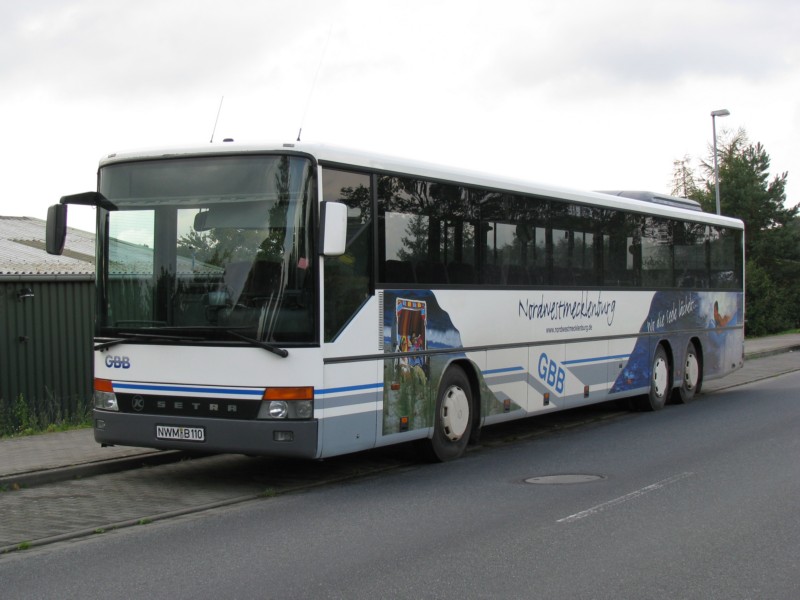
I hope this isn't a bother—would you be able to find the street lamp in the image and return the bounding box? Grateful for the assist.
[711,108,730,215]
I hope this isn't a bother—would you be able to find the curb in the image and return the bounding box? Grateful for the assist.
[745,346,800,361]
[0,450,188,491]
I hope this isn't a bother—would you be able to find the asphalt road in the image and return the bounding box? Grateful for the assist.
[2,370,799,599]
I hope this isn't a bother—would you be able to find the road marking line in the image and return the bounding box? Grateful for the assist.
[557,472,694,524]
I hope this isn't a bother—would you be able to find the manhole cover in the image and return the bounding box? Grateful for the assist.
[525,474,604,485]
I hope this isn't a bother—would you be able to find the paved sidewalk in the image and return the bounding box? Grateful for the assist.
[2,333,800,488]
[737,332,800,359]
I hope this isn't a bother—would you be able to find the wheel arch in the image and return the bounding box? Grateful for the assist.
[689,336,704,373]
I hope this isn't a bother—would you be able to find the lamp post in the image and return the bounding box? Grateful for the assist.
[711,108,730,215]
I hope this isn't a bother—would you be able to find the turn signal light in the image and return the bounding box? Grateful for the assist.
[94,378,114,392]
[263,387,314,401]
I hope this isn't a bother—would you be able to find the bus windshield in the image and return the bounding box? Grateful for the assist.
[97,154,317,344]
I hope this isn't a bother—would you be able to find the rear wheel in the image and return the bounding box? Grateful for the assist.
[637,344,671,411]
[419,366,472,462]
[674,341,702,404]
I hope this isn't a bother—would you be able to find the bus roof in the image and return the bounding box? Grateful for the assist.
[98,141,744,229]
[598,190,703,212]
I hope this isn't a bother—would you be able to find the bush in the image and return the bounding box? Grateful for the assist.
[0,393,91,437]
[745,260,793,337]
[0,395,34,436]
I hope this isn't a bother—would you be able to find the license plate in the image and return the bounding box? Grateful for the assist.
[156,425,205,442]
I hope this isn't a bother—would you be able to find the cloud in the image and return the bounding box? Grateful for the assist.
[1,0,339,102]
[475,0,800,96]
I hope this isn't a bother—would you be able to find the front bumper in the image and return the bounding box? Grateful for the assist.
[93,410,319,458]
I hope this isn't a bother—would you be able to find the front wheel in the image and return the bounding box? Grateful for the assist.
[419,366,473,462]
[637,344,671,411]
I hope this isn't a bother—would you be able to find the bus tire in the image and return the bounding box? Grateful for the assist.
[638,344,671,411]
[674,341,702,404]
[420,366,472,462]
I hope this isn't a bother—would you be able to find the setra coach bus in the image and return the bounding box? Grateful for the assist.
[46,141,744,461]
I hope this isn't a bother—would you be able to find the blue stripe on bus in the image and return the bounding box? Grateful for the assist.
[562,354,630,366]
[114,381,386,398]
[317,382,384,395]
[112,383,264,396]
[482,366,526,375]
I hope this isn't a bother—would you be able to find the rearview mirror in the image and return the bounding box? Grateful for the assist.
[320,201,347,256]
[46,204,68,255]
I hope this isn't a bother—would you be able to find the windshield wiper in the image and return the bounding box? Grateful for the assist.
[95,330,289,357]
[225,330,289,358]
[94,332,205,351]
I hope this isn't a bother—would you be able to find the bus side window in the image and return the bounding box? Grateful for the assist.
[378,176,471,288]
[322,169,372,342]
[708,225,739,290]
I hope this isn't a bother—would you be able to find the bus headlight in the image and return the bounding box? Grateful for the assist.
[294,400,313,419]
[93,378,119,411]
[258,400,314,420]
[268,401,289,419]
[94,390,119,411]
[258,387,314,420]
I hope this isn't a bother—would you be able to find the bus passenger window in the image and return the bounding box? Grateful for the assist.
[378,176,471,287]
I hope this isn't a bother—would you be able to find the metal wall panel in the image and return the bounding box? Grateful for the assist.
[1,277,94,423]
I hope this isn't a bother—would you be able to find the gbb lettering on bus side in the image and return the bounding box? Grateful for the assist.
[538,353,565,393]
[105,355,131,369]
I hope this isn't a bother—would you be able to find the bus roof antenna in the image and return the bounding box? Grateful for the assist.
[296,24,333,142]
[210,96,225,143]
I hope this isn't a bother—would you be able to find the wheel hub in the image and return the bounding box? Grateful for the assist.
[653,357,668,398]
[441,386,470,441]
[684,353,699,389]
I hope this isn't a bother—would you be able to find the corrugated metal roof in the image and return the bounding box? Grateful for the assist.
[0,216,95,276]
[107,238,221,275]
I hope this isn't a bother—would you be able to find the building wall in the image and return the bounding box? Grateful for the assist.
[0,276,94,423]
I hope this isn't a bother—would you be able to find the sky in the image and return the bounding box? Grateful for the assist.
[1,0,798,233]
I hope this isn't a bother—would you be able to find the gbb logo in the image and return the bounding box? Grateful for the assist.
[537,353,565,394]
[105,355,131,369]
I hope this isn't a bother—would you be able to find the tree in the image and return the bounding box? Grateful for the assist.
[671,130,800,335]
[670,154,701,199]
[177,227,274,267]
[691,130,797,259]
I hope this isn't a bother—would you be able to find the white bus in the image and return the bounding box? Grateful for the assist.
[46,142,745,461]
